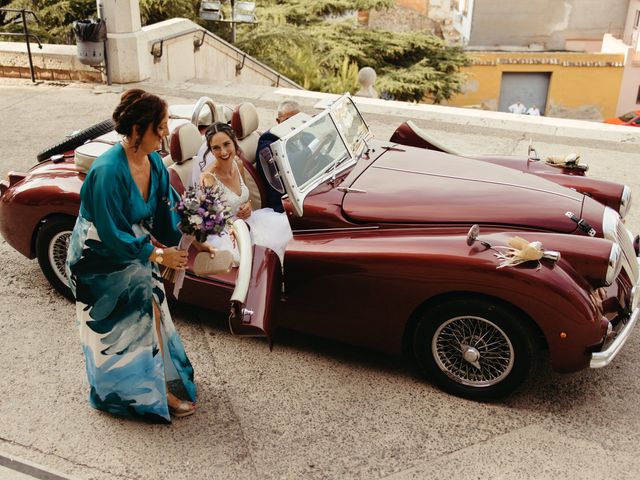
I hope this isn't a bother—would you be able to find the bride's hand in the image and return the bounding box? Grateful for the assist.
[200,171,216,188]
[194,241,217,257]
[236,201,252,220]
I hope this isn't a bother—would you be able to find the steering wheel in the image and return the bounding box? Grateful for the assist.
[302,134,337,178]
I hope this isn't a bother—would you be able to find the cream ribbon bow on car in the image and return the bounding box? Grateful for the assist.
[495,236,544,269]
[546,153,580,167]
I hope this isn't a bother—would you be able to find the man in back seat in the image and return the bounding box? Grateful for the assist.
[255,100,301,213]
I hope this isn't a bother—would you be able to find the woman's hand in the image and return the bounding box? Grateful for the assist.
[200,171,216,188]
[236,201,252,220]
[193,241,217,258]
[161,247,188,270]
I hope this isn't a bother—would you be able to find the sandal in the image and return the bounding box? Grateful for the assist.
[193,250,233,276]
[169,400,197,418]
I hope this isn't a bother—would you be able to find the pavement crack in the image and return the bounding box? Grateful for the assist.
[0,436,133,479]
[196,314,261,477]
[378,423,539,480]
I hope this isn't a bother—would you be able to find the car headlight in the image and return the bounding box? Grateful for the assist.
[620,185,632,219]
[605,243,623,286]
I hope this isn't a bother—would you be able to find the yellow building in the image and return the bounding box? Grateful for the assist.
[447,51,625,119]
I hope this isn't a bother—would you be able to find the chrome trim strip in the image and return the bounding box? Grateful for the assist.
[617,221,639,283]
[620,185,632,218]
[590,306,639,368]
[602,207,637,283]
[293,226,379,234]
[372,165,582,201]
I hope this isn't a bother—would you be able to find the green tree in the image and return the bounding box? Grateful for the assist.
[236,0,470,102]
[139,0,199,26]
[3,0,96,44]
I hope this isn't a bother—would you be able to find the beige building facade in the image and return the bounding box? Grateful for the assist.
[447,51,625,120]
[454,0,629,50]
[366,0,460,42]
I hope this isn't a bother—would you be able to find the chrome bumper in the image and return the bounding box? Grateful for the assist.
[590,303,640,369]
[591,255,640,368]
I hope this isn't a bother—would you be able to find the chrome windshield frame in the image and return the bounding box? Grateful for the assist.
[269,94,372,217]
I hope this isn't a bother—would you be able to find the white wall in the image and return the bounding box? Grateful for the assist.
[453,0,474,45]
[143,19,300,88]
[467,0,628,50]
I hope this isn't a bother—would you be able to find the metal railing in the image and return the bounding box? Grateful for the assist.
[0,8,42,83]
[149,26,302,89]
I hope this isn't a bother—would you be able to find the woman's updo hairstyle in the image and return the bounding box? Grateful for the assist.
[113,89,168,151]
[201,122,241,171]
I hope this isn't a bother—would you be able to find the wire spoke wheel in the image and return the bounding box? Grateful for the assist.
[36,216,76,300]
[413,298,537,399]
[433,315,514,387]
[48,230,71,287]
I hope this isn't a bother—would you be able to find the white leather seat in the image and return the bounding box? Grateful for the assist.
[231,102,261,164]
[230,102,265,209]
[168,123,203,194]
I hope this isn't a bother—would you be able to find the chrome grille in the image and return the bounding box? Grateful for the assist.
[615,219,639,284]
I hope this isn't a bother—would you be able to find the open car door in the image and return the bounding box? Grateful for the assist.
[227,219,281,343]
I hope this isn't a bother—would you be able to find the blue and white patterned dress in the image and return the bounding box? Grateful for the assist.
[66,143,195,423]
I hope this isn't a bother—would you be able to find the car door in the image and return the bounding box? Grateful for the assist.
[226,219,281,343]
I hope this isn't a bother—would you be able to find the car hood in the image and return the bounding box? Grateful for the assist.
[342,147,584,233]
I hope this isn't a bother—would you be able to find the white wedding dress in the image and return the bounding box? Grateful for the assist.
[191,151,292,265]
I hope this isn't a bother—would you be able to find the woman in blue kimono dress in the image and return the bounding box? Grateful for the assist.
[66,89,213,422]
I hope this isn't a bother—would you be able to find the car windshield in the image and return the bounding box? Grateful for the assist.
[283,96,369,190]
[331,97,369,155]
[267,94,371,217]
[619,112,636,122]
[284,114,350,189]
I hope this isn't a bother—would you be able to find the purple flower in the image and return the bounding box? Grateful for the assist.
[173,184,231,237]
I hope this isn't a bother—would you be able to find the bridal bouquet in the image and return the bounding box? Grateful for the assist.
[163,184,230,295]
[175,184,230,241]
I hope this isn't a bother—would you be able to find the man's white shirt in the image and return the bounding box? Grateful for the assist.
[509,103,527,114]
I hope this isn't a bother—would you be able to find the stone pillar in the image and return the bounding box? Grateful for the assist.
[97,0,149,83]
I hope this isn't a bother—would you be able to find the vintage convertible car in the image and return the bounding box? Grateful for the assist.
[1,94,638,400]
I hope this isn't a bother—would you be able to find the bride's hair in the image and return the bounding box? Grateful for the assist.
[202,122,241,171]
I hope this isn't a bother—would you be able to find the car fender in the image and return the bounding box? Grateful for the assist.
[282,228,604,372]
[0,171,81,258]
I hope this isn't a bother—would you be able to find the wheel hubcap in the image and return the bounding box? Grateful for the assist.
[462,345,481,369]
[48,231,71,287]
[432,315,514,387]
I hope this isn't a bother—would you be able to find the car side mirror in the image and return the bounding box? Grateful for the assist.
[467,224,493,249]
[527,139,540,162]
[467,224,480,246]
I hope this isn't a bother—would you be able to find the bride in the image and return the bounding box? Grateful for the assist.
[190,122,292,265]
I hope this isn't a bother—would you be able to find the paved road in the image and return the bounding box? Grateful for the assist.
[1,78,640,479]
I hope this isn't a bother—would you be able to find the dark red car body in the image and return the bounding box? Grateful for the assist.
[1,97,638,399]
